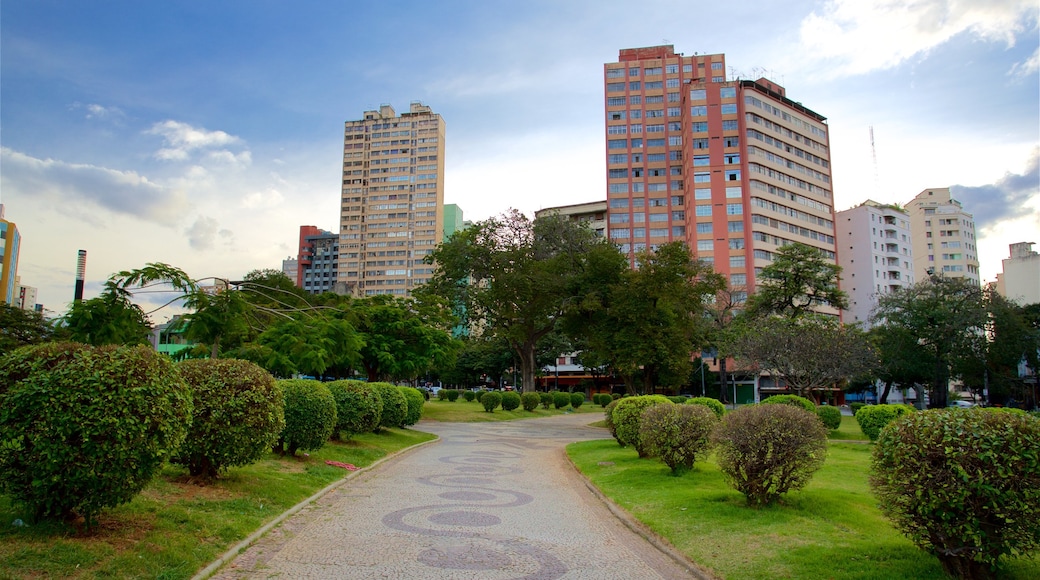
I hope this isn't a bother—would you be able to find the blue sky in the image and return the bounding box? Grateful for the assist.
[2,0,1037,315]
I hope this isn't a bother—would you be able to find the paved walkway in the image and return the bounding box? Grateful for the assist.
[208,412,700,579]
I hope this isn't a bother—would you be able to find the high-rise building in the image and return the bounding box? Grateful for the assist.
[535,201,607,238]
[341,102,445,297]
[995,242,1040,305]
[604,46,839,309]
[906,188,980,285]
[443,204,465,240]
[836,200,914,326]
[281,256,299,283]
[17,281,38,311]
[297,225,339,294]
[0,206,21,307]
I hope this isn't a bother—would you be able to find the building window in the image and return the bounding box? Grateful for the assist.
[683,64,693,73]
[712,76,724,82]
[610,228,630,239]
[666,78,680,88]
[729,238,745,249]
[647,138,665,147]
[668,136,683,146]
[609,213,629,223]
[725,170,741,181]
[672,225,686,236]
[711,62,723,70]
[690,89,706,100]
[609,154,628,164]
[667,107,681,117]
[696,222,713,234]
[609,168,628,178]
[724,153,740,164]
[644,67,662,76]
[607,83,625,92]
[730,255,746,267]
[645,81,663,90]
[725,186,742,198]
[693,155,710,166]
[609,198,629,208]
[665,64,679,74]
[696,205,712,216]
[720,87,736,98]
[629,67,640,77]
[630,81,641,91]
[692,138,709,149]
[694,188,711,200]
[726,203,743,215]
[667,92,680,102]
[631,138,643,149]
[723,136,740,147]
[671,195,684,205]
[728,220,744,232]
[693,172,711,183]
[692,122,708,132]
[697,240,713,251]
[721,120,739,131]
[629,95,642,105]
[608,139,627,149]
[690,106,707,117]
[606,68,624,79]
[721,104,737,114]
[607,97,626,106]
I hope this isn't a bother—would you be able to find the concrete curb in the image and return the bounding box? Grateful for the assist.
[565,451,718,580]
[191,435,440,580]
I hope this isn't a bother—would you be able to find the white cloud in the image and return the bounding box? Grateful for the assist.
[1008,45,1040,77]
[207,149,252,167]
[240,187,285,209]
[184,215,235,250]
[146,120,243,162]
[0,147,188,227]
[71,102,126,120]
[797,0,1038,77]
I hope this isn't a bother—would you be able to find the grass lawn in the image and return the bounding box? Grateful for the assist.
[421,397,604,422]
[828,414,870,441]
[567,438,1040,580]
[0,428,434,580]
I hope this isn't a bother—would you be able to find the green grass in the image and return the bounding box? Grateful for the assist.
[421,397,601,422]
[567,438,1039,580]
[828,414,870,441]
[0,428,435,580]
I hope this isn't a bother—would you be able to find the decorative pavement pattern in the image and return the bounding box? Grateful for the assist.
[208,412,699,579]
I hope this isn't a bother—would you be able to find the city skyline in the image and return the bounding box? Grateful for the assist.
[1,1,1037,313]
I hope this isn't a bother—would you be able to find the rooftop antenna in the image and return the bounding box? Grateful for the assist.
[869,125,880,194]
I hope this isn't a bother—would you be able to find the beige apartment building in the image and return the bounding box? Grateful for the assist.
[535,200,607,238]
[604,45,839,311]
[995,242,1040,305]
[340,102,445,296]
[906,187,980,285]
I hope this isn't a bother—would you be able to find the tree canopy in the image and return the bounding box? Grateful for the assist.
[744,243,848,318]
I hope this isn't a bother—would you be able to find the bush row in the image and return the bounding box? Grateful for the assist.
[0,343,425,527]
[434,389,588,413]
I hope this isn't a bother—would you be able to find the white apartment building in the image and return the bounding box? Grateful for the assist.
[836,200,914,326]
[996,242,1040,305]
[906,188,980,285]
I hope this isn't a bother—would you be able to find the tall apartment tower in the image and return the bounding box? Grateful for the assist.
[0,207,21,307]
[296,225,339,294]
[340,102,445,297]
[906,187,980,285]
[604,46,838,305]
[836,200,914,326]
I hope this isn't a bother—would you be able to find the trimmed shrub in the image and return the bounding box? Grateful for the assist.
[540,392,554,409]
[174,359,284,478]
[871,409,1040,579]
[370,382,408,429]
[850,402,865,416]
[462,390,476,402]
[604,399,621,443]
[640,403,718,475]
[611,393,622,400]
[668,396,686,404]
[437,388,450,401]
[712,404,828,506]
[521,392,541,411]
[326,380,382,437]
[0,343,192,526]
[570,392,585,409]
[855,404,914,441]
[685,396,725,419]
[553,391,570,409]
[593,393,610,407]
[761,394,816,414]
[475,390,486,403]
[277,379,337,455]
[446,389,461,402]
[612,395,673,457]
[987,406,1028,416]
[816,405,842,430]
[501,391,521,411]
[398,386,425,426]
[481,391,502,412]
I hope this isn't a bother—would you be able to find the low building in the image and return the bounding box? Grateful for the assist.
[995,242,1040,305]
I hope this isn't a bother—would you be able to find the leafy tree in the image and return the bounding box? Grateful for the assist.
[867,324,932,404]
[0,303,58,356]
[352,294,458,382]
[256,314,362,378]
[425,209,609,392]
[744,243,848,318]
[440,335,513,388]
[62,285,152,346]
[724,315,877,403]
[872,276,988,409]
[564,242,723,394]
[957,293,1040,406]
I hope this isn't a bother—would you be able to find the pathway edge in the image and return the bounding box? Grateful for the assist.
[191,435,440,580]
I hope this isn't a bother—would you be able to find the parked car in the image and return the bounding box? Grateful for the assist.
[948,400,975,408]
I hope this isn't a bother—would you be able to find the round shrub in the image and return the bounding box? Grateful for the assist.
[816,405,842,430]
[604,399,621,443]
[398,386,425,426]
[611,393,622,400]
[640,403,718,475]
[462,390,476,402]
[446,389,461,402]
[540,392,554,409]
[685,396,725,419]
[370,382,408,429]
[277,379,337,455]
[761,394,816,414]
[0,343,192,525]
[553,391,570,409]
[174,359,284,478]
[325,380,382,437]
[501,391,521,411]
[595,393,610,407]
[849,402,865,416]
[712,404,828,506]
[855,404,914,441]
[668,396,686,404]
[437,388,450,400]
[987,406,1028,416]
[570,392,585,408]
[871,409,1040,578]
[475,390,486,403]
[612,395,673,457]
[481,391,502,412]
[520,392,540,411]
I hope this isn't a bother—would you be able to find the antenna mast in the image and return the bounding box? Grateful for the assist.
[869,125,879,194]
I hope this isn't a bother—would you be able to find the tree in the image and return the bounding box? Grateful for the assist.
[867,324,932,404]
[352,294,458,382]
[744,243,848,318]
[872,276,988,409]
[425,209,609,392]
[256,314,362,378]
[724,314,877,403]
[62,284,152,346]
[0,303,58,356]
[563,242,723,394]
[956,292,1040,407]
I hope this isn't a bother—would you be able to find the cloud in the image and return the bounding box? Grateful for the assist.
[146,120,243,162]
[185,215,234,250]
[71,102,126,120]
[1008,45,1040,77]
[951,148,1040,230]
[0,147,188,226]
[798,0,1038,77]
[240,187,285,209]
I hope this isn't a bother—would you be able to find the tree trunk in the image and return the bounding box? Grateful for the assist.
[719,358,728,403]
[210,335,220,359]
[515,342,536,394]
[879,381,892,404]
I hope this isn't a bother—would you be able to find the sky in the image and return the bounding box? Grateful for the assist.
[2,0,1038,317]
